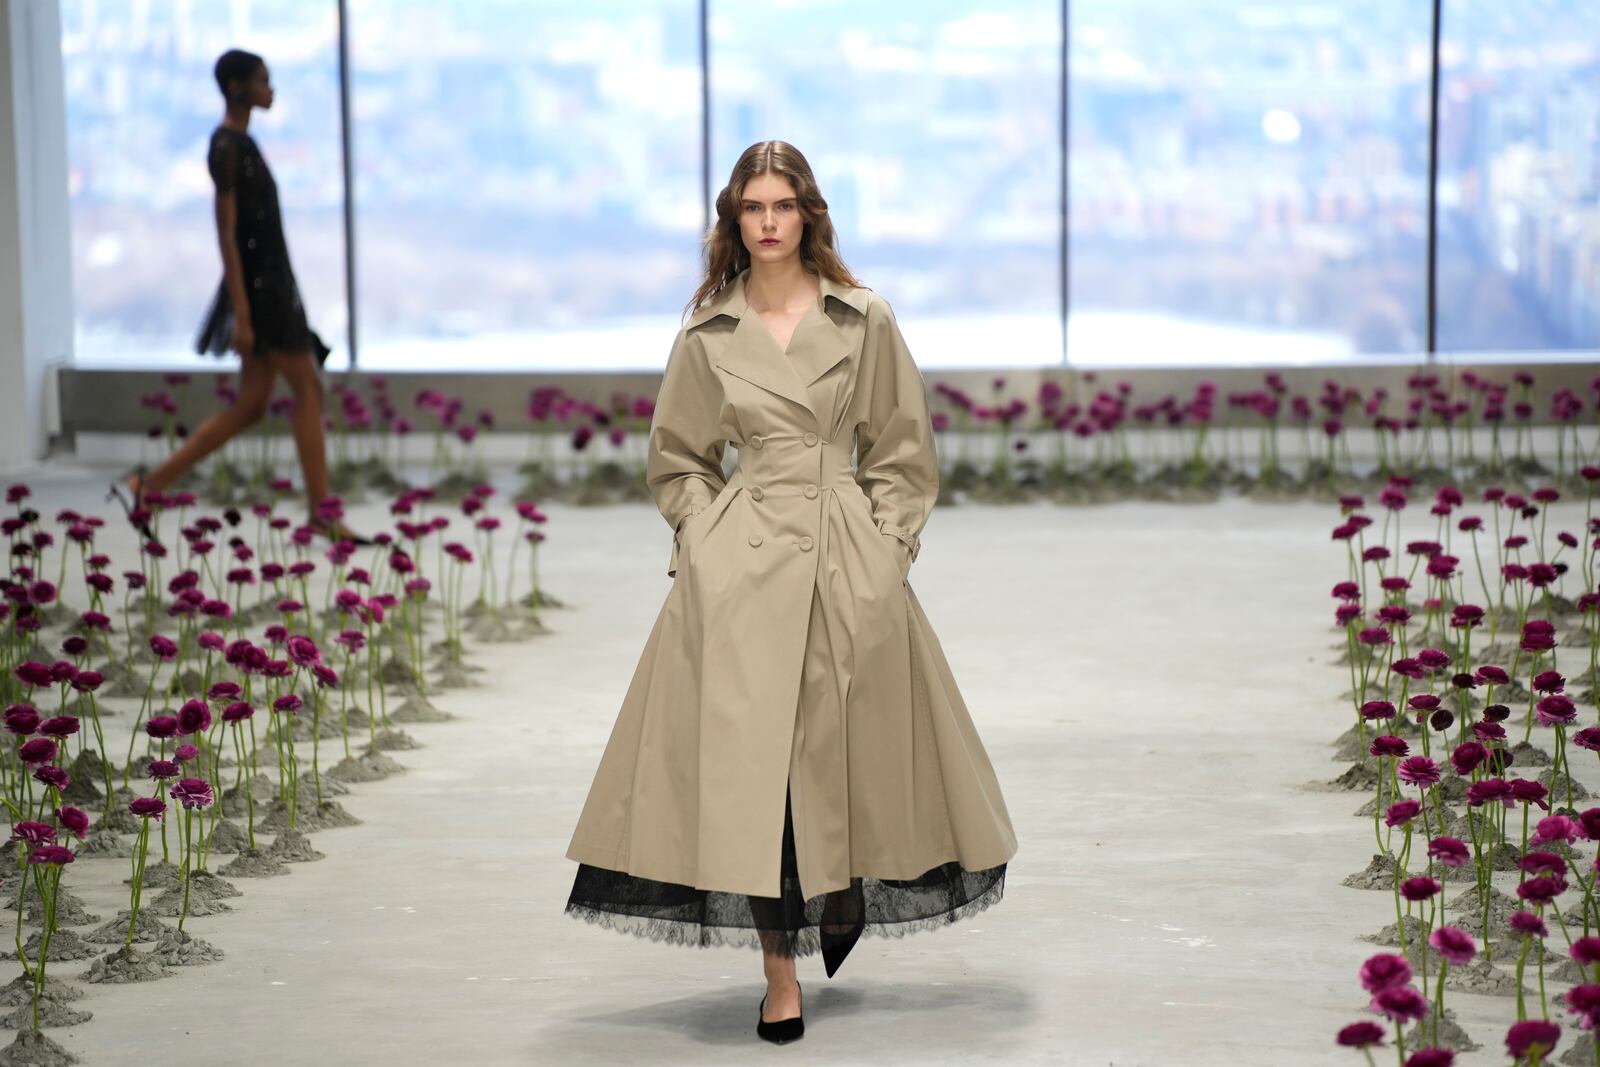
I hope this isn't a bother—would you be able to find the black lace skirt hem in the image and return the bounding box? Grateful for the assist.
[564,863,1006,959]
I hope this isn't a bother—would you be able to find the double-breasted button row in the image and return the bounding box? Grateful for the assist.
[803,432,819,446]
[749,486,764,501]
[750,435,765,449]
[749,534,763,547]
[803,484,818,499]
[799,536,814,551]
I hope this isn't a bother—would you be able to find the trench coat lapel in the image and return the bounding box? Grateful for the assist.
[692,270,865,428]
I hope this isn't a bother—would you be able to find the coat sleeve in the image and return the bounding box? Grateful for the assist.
[646,327,727,577]
[854,297,938,563]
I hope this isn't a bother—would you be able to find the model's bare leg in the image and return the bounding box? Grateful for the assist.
[136,354,276,496]
[268,350,331,514]
[757,928,802,1022]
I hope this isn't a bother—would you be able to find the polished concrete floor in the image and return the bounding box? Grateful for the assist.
[5,462,1581,1065]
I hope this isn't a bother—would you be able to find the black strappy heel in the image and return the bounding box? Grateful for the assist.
[756,980,804,1045]
[107,468,158,543]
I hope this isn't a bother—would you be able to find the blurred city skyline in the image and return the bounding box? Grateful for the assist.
[60,0,1598,369]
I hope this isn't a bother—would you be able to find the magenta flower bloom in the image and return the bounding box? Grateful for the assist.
[1468,778,1514,807]
[286,635,321,666]
[37,715,78,738]
[1476,665,1509,685]
[1483,703,1512,723]
[1572,937,1600,965]
[4,705,40,736]
[146,759,180,780]
[1510,911,1550,939]
[1358,626,1393,646]
[129,796,166,820]
[197,630,226,652]
[207,680,242,702]
[1433,927,1478,966]
[14,661,53,688]
[1397,756,1441,788]
[170,778,215,810]
[1505,1020,1560,1059]
[1404,1048,1455,1067]
[1533,670,1567,694]
[1517,875,1567,905]
[221,701,255,723]
[1368,736,1408,759]
[8,821,55,845]
[1389,657,1427,679]
[1428,837,1470,867]
[1534,817,1582,847]
[1450,742,1488,776]
[1335,604,1363,625]
[55,806,88,840]
[1521,620,1557,652]
[1361,701,1398,722]
[1385,799,1423,827]
[1575,728,1600,752]
[1511,779,1551,810]
[1372,985,1429,1022]
[18,737,56,765]
[1416,648,1451,671]
[1359,953,1412,994]
[28,845,74,867]
[145,715,179,739]
[1336,1021,1386,1049]
[1400,876,1442,902]
[1536,694,1577,726]
[1332,581,1361,601]
[148,634,178,660]
[1564,985,1600,1030]
[1519,854,1568,882]
[272,693,304,715]
[176,700,212,735]
[33,766,69,792]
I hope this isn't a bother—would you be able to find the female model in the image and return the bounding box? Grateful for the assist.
[564,141,1017,1045]
[115,49,362,544]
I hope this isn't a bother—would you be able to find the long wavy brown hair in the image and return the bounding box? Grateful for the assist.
[686,140,863,317]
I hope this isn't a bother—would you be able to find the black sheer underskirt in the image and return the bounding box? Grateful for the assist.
[565,790,1006,977]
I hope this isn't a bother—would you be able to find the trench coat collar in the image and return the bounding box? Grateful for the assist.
[687,268,868,421]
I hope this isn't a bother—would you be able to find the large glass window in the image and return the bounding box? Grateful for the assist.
[346,0,703,370]
[1436,1,1600,354]
[1067,0,1433,364]
[60,0,346,367]
[709,1,1061,368]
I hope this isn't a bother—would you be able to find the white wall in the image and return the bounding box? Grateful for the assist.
[0,0,71,472]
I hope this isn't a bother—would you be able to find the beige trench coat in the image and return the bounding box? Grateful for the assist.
[566,268,1017,899]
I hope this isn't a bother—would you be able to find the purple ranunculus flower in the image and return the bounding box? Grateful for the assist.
[1397,756,1441,788]
[1532,670,1567,694]
[1576,728,1600,752]
[1385,799,1422,827]
[1536,694,1578,727]
[129,796,166,820]
[207,680,242,702]
[1336,1021,1386,1049]
[55,806,89,840]
[4,705,41,736]
[1505,1019,1560,1059]
[70,670,103,694]
[1510,911,1549,939]
[286,633,320,668]
[1450,742,1488,776]
[33,766,69,792]
[170,778,214,810]
[1404,1048,1455,1067]
[1400,876,1442,902]
[1361,700,1398,722]
[1572,937,1600,965]
[14,661,54,688]
[37,716,79,738]
[1564,984,1600,1031]
[145,759,180,780]
[221,701,255,723]
[272,693,303,715]
[17,737,56,765]
[8,821,55,845]
[1369,735,1408,758]
[174,743,199,763]
[176,700,212,735]
[1359,953,1413,994]
[28,845,75,866]
[1372,985,1430,1022]
[145,715,179,739]
[197,630,226,652]
[1517,875,1567,905]
[1428,926,1477,966]
[1428,837,1470,867]
[1534,817,1581,847]
[1511,778,1551,810]
[148,634,179,660]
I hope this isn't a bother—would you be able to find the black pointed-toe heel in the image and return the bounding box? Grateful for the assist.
[756,980,804,1045]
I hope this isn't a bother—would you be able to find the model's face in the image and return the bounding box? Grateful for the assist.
[234,64,274,109]
[738,172,804,265]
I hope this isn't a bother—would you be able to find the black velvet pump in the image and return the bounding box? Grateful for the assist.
[756,980,804,1045]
